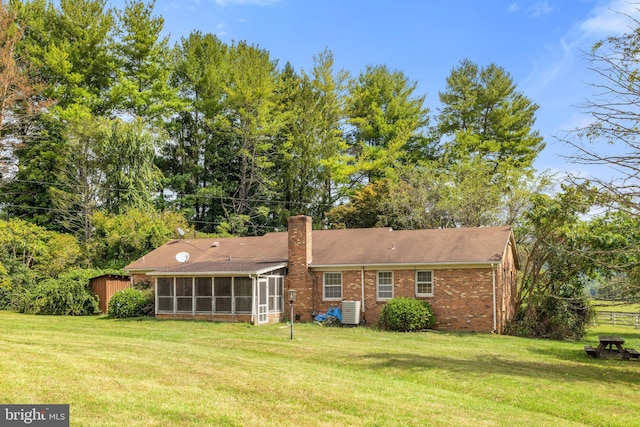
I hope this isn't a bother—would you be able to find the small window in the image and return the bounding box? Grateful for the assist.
[323,272,342,300]
[416,271,433,296]
[377,271,394,300]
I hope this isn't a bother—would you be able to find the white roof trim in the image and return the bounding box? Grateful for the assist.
[146,263,288,277]
[309,261,501,269]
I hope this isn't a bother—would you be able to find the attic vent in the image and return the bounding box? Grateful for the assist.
[211,242,220,247]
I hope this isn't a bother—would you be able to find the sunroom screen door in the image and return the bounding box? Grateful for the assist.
[258,278,268,324]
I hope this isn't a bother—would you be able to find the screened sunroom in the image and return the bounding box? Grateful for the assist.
[150,262,286,324]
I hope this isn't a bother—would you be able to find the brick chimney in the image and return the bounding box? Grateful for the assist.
[285,215,314,321]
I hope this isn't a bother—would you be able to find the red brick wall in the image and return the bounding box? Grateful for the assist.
[428,268,494,332]
[496,241,518,333]
[285,215,315,321]
[307,266,508,333]
[284,215,518,332]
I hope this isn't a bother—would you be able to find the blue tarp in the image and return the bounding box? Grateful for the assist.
[327,306,342,322]
[315,306,342,323]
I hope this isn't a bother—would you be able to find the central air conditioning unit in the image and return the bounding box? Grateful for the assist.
[341,300,361,325]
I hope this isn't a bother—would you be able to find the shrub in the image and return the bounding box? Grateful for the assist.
[379,297,435,332]
[18,270,100,315]
[505,284,594,340]
[108,288,154,319]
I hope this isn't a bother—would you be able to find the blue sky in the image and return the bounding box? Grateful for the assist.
[114,0,640,178]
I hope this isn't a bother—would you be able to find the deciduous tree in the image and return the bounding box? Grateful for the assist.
[561,10,640,213]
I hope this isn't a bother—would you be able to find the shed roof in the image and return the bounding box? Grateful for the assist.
[126,225,517,275]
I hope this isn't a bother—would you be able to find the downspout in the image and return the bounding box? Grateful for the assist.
[492,264,497,333]
[361,267,365,316]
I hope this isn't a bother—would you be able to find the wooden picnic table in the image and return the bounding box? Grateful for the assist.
[585,336,640,359]
[597,336,625,357]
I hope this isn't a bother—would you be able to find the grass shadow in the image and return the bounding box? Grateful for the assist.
[358,351,640,386]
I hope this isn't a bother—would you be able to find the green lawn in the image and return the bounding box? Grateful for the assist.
[1,311,639,426]
[592,299,640,313]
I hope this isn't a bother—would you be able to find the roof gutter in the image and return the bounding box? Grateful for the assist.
[146,263,288,277]
[310,261,500,269]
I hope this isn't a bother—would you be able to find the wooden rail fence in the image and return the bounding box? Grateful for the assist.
[595,311,640,328]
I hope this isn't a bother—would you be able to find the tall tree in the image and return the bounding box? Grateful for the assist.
[97,118,163,214]
[311,49,351,221]
[2,0,116,229]
[162,31,229,232]
[0,1,42,177]
[13,0,115,113]
[48,106,103,240]
[111,0,179,122]
[272,50,349,227]
[272,63,316,222]
[346,64,430,184]
[0,114,68,230]
[437,59,544,174]
[220,41,282,234]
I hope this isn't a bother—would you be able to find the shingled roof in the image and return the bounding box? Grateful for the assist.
[125,225,518,276]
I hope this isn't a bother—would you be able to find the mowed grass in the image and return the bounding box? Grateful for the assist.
[592,299,640,313]
[1,312,639,426]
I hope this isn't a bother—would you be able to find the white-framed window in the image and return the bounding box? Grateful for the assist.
[323,272,342,300]
[416,271,433,296]
[377,271,394,300]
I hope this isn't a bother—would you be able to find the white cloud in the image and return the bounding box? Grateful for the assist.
[524,38,576,96]
[508,3,520,12]
[216,22,228,37]
[525,1,640,95]
[528,1,553,17]
[579,0,640,38]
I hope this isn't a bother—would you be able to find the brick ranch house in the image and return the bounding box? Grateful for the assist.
[126,215,519,333]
